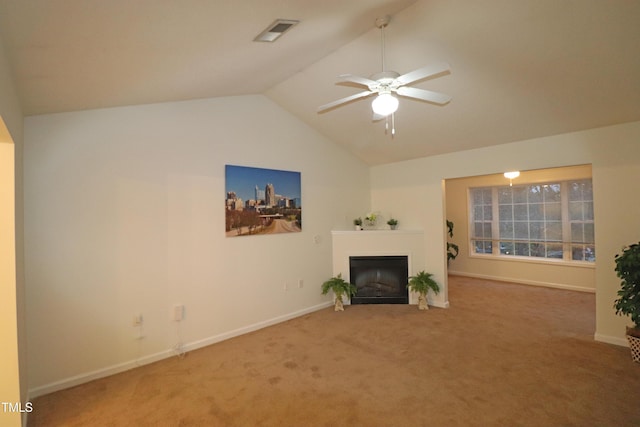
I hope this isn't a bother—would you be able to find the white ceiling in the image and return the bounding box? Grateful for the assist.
[1,0,639,165]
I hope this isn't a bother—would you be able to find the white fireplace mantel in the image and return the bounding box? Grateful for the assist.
[331,230,426,305]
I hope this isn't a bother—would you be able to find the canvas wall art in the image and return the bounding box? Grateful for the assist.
[225,165,302,237]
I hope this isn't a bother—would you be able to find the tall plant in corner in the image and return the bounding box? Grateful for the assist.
[446,220,459,267]
[614,242,640,343]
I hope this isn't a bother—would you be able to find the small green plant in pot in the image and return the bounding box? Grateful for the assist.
[613,242,640,362]
[387,218,398,230]
[354,217,363,230]
[322,273,357,311]
[407,271,440,310]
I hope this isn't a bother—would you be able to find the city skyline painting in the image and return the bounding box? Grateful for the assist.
[225,165,302,237]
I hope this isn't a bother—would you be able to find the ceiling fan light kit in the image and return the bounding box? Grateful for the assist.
[317,15,451,137]
[371,92,399,116]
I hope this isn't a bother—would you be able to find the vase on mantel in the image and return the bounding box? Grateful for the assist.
[364,214,377,229]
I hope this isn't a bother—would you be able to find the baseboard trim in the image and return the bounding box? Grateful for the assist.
[181,301,333,353]
[429,300,450,309]
[594,333,629,348]
[448,271,595,293]
[28,301,333,399]
[28,348,174,399]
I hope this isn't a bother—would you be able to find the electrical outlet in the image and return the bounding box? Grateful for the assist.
[133,314,143,326]
[173,305,185,321]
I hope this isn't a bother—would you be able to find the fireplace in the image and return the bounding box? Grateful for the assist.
[349,255,409,304]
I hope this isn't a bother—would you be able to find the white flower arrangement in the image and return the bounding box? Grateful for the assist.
[365,213,377,222]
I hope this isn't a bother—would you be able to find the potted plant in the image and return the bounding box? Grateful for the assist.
[613,242,640,362]
[407,271,440,310]
[322,273,358,311]
[446,220,459,266]
[353,217,363,231]
[387,218,398,230]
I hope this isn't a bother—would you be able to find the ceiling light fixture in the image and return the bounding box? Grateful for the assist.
[371,92,399,116]
[253,19,299,42]
[504,171,520,186]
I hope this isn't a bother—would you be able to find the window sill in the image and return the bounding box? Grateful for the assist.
[469,253,595,269]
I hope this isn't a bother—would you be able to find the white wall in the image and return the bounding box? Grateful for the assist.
[0,29,25,427]
[445,165,595,292]
[0,124,21,427]
[24,95,370,395]
[371,121,640,345]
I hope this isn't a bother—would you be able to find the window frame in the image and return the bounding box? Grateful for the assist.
[468,179,595,265]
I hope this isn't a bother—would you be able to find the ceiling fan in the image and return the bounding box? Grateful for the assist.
[317,16,451,136]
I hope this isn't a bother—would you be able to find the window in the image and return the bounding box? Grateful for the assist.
[472,187,493,254]
[470,179,595,262]
[568,181,595,261]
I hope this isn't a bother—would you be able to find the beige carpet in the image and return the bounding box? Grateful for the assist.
[30,276,640,426]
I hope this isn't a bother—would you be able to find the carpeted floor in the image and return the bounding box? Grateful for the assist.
[29,276,640,426]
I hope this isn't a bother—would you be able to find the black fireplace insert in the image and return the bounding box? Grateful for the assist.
[349,255,409,304]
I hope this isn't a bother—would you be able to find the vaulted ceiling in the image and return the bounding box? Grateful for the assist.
[1,0,639,165]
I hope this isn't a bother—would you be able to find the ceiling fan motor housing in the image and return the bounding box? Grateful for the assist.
[369,71,401,92]
[370,71,400,82]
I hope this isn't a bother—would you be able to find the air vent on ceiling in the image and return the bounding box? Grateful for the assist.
[254,19,299,42]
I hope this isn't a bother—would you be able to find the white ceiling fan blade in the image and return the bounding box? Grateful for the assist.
[317,90,374,113]
[395,62,451,86]
[396,86,451,105]
[338,74,379,88]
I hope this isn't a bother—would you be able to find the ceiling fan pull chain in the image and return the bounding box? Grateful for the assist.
[385,116,389,134]
[391,113,396,138]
